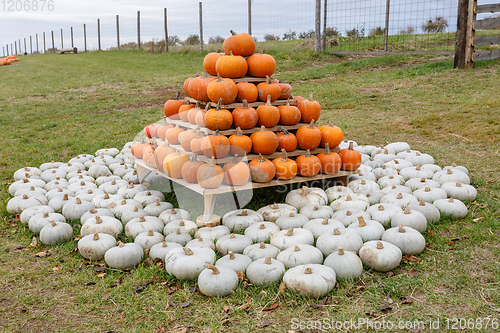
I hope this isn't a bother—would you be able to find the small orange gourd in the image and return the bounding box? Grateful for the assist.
[249,154,276,183]
[232,100,259,130]
[229,127,252,156]
[250,126,279,155]
[296,150,321,177]
[272,149,298,180]
[296,120,322,150]
[223,155,251,186]
[317,143,342,174]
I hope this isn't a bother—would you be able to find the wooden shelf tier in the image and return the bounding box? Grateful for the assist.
[207,75,269,84]
[183,97,297,110]
[136,159,354,196]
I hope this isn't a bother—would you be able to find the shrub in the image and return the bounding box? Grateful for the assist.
[208,36,225,44]
[399,26,416,34]
[283,30,297,41]
[264,34,280,41]
[323,27,340,38]
[184,35,200,45]
[422,16,448,33]
[298,30,315,39]
[369,27,385,38]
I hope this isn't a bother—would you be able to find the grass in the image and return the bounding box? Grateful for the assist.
[1,43,500,332]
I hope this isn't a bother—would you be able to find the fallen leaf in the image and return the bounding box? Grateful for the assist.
[10,230,17,234]
[402,297,414,304]
[480,204,488,208]
[180,301,192,308]
[380,304,392,313]
[448,240,455,245]
[94,267,106,273]
[144,257,153,266]
[481,277,488,284]
[321,296,332,305]
[236,270,245,281]
[427,230,434,236]
[223,305,231,313]
[238,304,250,311]
[96,272,106,278]
[52,265,61,271]
[473,217,484,223]
[356,285,366,291]
[243,281,253,287]
[188,285,198,293]
[221,318,231,326]
[166,287,178,295]
[74,235,82,241]
[408,268,418,277]
[262,302,279,311]
[29,237,38,247]
[84,282,96,286]
[12,215,20,223]
[156,261,164,270]
[257,320,272,328]
[279,281,286,295]
[256,290,266,300]
[35,251,47,257]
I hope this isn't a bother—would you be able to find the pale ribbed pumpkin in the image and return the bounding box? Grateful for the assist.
[163,150,189,179]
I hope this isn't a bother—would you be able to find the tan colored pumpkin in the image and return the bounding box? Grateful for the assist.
[163,150,190,179]
[249,154,276,183]
[197,157,224,189]
[223,155,251,186]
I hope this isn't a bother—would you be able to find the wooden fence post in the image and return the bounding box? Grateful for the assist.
[14,41,17,55]
[199,2,203,52]
[248,0,252,35]
[454,0,474,68]
[2,46,5,57]
[84,24,87,52]
[98,19,101,51]
[137,11,141,51]
[315,0,321,53]
[51,31,55,53]
[24,38,27,54]
[36,33,39,53]
[43,32,46,53]
[164,8,169,52]
[116,15,120,50]
[30,36,32,54]
[384,0,390,52]
[61,29,63,49]
[322,0,327,51]
[19,39,21,53]
[71,27,74,48]
[464,0,476,67]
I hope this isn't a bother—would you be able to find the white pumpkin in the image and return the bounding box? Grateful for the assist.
[407,199,441,224]
[303,218,345,239]
[382,225,426,255]
[134,229,164,250]
[165,247,215,280]
[59,162,85,174]
[243,242,280,260]
[433,169,470,185]
[283,264,336,298]
[257,203,297,222]
[366,203,402,228]
[105,241,144,269]
[244,222,280,243]
[216,233,253,255]
[144,199,174,216]
[363,157,384,169]
[385,142,411,154]
[377,174,406,188]
[404,177,441,191]
[67,181,97,195]
[361,189,386,205]
[80,208,115,224]
[330,194,369,212]
[355,145,378,155]
[433,197,468,218]
[348,171,377,182]
[96,147,119,157]
[120,206,149,224]
[359,240,402,272]
[384,159,413,171]
[108,199,142,219]
[99,179,130,194]
[7,195,46,214]
[20,205,54,224]
[299,204,334,220]
[134,190,166,207]
[91,193,124,209]
[441,182,477,202]
[39,220,73,245]
[13,167,42,181]
[117,184,148,199]
[159,208,191,224]
[405,151,435,166]
[8,178,46,196]
[325,186,355,203]
[380,192,418,209]
[87,165,111,179]
[75,188,105,202]
[324,247,363,279]
[164,229,192,246]
[66,169,90,180]
[381,184,412,195]
[39,161,64,172]
[67,174,95,184]
[41,168,67,183]
[222,209,263,232]
[149,241,182,262]
[14,186,47,199]
[373,165,399,180]
[412,187,447,203]
[216,251,253,273]
[316,228,364,256]
[185,237,215,250]
[348,179,380,193]
[275,212,309,229]
[246,257,285,285]
[198,265,239,296]
[285,186,328,210]
[276,244,324,268]
[399,165,434,180]
[347,216,385,242]
[443,163,469,175]
[373,150,397,163]
[163,219,197,236]
[46,188,72,201]
[125,216,164,237]
[270,228,315,250]
[78,233,117,260]
[81,216,123,238]
[44,179,69,191]
[28,212,66,234]
[61,197,94,221]
[114,164,134,177]
[69,154,94,165]
[391,206,427,233]
[396,150,420,159]
[194,225,230,241]
[331,209,371,227]
[95,174,122,186]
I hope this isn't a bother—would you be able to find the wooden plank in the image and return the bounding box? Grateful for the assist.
[166,118,306,136]
[206,76,268,83]
[475,17,500,30]
[474,34,500,46]
[476,3,500,14]
[329,51,454,55]
[473,49,500,61]
[135,159,355,196]
[184,97,296,110]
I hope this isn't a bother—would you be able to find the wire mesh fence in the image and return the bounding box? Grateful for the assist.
[2,0,498,57]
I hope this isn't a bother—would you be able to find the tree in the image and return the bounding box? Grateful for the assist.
[323,27,339,38]
[264,34,280,41]
[184,34,200,45]
[208,36,225,44]
[298,30,315,39]
[168,36,181,46]
[369,27,385,38]
[422,16,448,33]
[283,30,297,41]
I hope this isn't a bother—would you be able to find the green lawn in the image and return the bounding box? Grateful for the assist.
[0,45,499,332]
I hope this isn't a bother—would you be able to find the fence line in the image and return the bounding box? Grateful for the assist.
[3,0,496,57]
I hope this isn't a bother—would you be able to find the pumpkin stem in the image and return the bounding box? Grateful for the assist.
[183,247,193,256]
[22,194,29,199]
[396,193,403,200]
[308,119,317,129]
[305,149,312,158]
[259,223,266,230]
[304,267,313,274]
[419,199,426,206]
[264,257,272,265]
[378,205,385,211]
[294,245,300,252]
[280,149,289,162]
[228,251,236,260]
[289,212,294,217]
[216,98,223,110]
[449,197,454,203]
[286,228,294,236]
[259,242,266,249]
[338,247,345,255]
[22,178,29,183]
[175,228,181,235]
[425,187,431,192]
[322,218,329,225]
[345,194,352,201]
[230,233,236,239]
[348,141,354,150]
[93,233,100,241]
[179,220,185,227]
[104,193,110,199]
[324,142,331,155]
[147,229,154,236]
[308,92,314,101]
[95,216,103,224]
[398,225,406,233]
[346,210,352,216]
[265,94,272,106]
[118,241,125,247]
[204,103,210,112]
[300,186,308,196]
[333,228,341,235]
[139,216,146,222]
[76,197,82,204]
[376,241,384,250]
[357,216,367,227]
[230,30,237,36]
[207,264,220,275]
[208,156,216,167]
[43,212,50,218]
[238,210,248,217]
[50,220,57,227]
[313,205,319,211]
[404,206,411,214]
[236,127,243,136]
[133,207,139,212]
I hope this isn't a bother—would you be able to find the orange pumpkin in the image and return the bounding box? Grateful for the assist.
[296,150,321,177]
[236,81,258,103]
[163,150,190,179]
[206,75,238,104]
[223,156,251,186]
[181,154,205,183]
[278,80,293,100]
[188,71,216,102]
[223,30,255,57]
[256,95,280,128]
[164,92,185,119]
[200,130,231,159]
[205,98,233,131]
[232,100,259,130]
[178,129,197,152]
[215,52,248,79]
[131,142,148,159]
[249,154,276,183]
[190,130,206,154]
[142,144,156,168]
[165,125,184,145]
[178,103,194,122]
[154,142,175,173]
[298,93,321,123]
[296,120,322,150]
[319,122,344,148]
[250,126,279,155]
[278,100,301,125]
[256,76,281,102]
[277,128,298,152]
[197,157,224,189]
[157,117,175,141]
[229,127,252,156]
[183,73,199,97]
[246,47,276,78]
[317,143,342,174]
[291,95,305,106]
[273,149,298,180]
[338,142,362,171]
[203,50,223,76]
[187,102,201,124]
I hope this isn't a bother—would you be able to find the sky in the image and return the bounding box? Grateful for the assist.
[1,0,496,55]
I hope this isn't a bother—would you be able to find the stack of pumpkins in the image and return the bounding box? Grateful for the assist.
[133,31,361,189]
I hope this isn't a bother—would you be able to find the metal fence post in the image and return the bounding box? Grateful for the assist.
[248,0,252,35]
[36,33,39,53]
[98,19,101,51]
[71,27,74,48]
[43,32,46,53]
[30,36,32,54]
[199,2,203,52]
[116,15,120,50]
[51,31,55,53]
[164,8,168,52]
[84,24,87,52]
[61,29,63,49]
[137,11,141,51]
[315,0,321,53]
[384,0,390,52]
[24,38,27,54]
